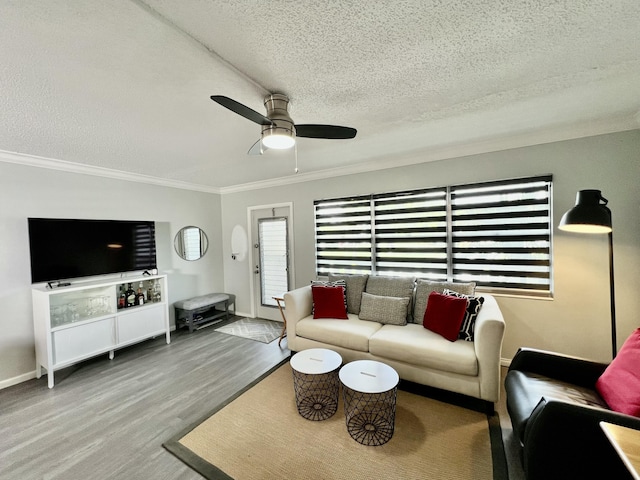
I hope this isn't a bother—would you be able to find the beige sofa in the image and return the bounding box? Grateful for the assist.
[283,276,505,406]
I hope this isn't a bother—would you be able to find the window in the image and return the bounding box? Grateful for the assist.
[315,196,372,275]
[373,188,447,278]
[314,175,553,296]
[450,177,552,295]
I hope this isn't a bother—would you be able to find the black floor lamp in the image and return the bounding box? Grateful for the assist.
[559,189,616,358]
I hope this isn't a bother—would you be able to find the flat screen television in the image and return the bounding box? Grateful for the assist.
[28,218,157,284]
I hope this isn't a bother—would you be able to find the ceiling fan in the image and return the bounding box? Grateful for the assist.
[210,94,357,155]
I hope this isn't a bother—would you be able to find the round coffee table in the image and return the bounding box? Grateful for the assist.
[290,348,342,421]
[339,360,399,446]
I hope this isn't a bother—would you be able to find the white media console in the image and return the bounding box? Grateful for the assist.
[32,274,170,388]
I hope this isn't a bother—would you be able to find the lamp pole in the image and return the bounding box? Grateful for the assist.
[608,230,617,358]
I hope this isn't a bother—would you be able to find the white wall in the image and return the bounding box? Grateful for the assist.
[221,130,640,364]
[0,161,223,387]
[2,130,638,388]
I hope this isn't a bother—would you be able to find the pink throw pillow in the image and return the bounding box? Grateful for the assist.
[311,285,348,319]
[423,291,468,342]
[596,328,640,417]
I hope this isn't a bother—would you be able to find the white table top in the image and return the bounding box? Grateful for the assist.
[290,348,342,375]
[339,360,399,393]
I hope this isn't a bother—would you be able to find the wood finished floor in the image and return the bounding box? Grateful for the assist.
[0,318,524,480]
[0,318,290,480]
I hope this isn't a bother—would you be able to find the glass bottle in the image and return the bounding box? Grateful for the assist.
[153,279,162,303]
[136,282,145,305]
[118,285,126,309]
[147,281,154,303]
[125,283,136,308]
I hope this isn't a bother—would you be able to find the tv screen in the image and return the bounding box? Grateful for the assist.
[28,218,157,283]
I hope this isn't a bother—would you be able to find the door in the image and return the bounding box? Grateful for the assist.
[250,205,293,321]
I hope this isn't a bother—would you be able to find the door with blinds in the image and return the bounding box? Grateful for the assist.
[250,206,292,321]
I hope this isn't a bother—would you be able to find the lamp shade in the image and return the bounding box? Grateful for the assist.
[558,189,612,234]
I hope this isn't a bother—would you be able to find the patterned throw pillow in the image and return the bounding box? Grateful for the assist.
[442,289,485,341]
[328,274,368,314]
[311,280,347,313]
[365,275,416,322]
[358,292,410,325]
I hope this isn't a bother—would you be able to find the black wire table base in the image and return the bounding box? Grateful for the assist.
[342,387,398,446]
[292,368,340,421]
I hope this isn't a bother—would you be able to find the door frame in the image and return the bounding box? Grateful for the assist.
[246,202,295,319]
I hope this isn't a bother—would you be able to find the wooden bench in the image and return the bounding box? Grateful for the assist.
[174,293,236,333]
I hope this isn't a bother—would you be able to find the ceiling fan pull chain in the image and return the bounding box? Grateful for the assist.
[294,142,299,174]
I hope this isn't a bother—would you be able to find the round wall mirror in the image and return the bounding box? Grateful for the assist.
[174,226,209,261]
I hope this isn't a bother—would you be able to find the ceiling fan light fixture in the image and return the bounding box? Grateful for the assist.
[261,126,295,149]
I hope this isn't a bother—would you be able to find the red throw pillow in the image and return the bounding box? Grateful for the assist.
[311,285,348,319]
[596,328,640,416]
[423,291,468,342]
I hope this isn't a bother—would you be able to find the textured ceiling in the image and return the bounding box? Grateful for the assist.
[1,0,639,192]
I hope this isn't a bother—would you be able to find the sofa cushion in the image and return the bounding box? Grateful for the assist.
[365,275,416,321]
[311,285,348,319]
[596,328,640,417]
[369,323,478,376]
[422,292,468,342]
[358,292,409,325]
[443,288,485,342]
[296,314,383,352]
[505,370,610,443]
[328,274,368,314]
[413,280,476,324]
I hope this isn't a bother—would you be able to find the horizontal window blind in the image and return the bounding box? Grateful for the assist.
[314,196,372,275]
[450,176,552,294]
[373,188,447,279]
[314,175,553,295]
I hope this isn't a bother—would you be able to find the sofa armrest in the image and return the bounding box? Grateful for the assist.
[473,294,505,403]
[509,347,608,389]
[523,399,640,479]
[283,285,313,340]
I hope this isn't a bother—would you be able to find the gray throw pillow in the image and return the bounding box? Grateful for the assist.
[365,275,416,322]
[328,274,369,314]
[413,280,476,324]
[358,292,410,325]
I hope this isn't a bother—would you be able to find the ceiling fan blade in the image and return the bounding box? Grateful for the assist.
[210,95,273,126]
[295,124,357,139]
[247,139,267,155]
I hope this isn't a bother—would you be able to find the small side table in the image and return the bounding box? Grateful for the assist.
[600,421,640,480]
[339,360,399,446]
[290,348,343,421]
[273,297,287,347]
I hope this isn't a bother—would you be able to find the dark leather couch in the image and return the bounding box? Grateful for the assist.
[505,347,640,479]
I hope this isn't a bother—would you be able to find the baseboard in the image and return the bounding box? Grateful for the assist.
[0,370,37,390]
[500,357,512,368]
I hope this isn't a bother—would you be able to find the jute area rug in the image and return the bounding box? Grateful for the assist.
[164,361,506,480]
[213,317,283,344]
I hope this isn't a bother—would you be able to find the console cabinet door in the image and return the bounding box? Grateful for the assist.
[117,305,166,345]
[52,318,116,365]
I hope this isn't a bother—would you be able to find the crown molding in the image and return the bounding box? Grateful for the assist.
[1,117,637,196]
[0,149,221,194]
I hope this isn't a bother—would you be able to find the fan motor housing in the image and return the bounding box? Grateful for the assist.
[263,94,295,137]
